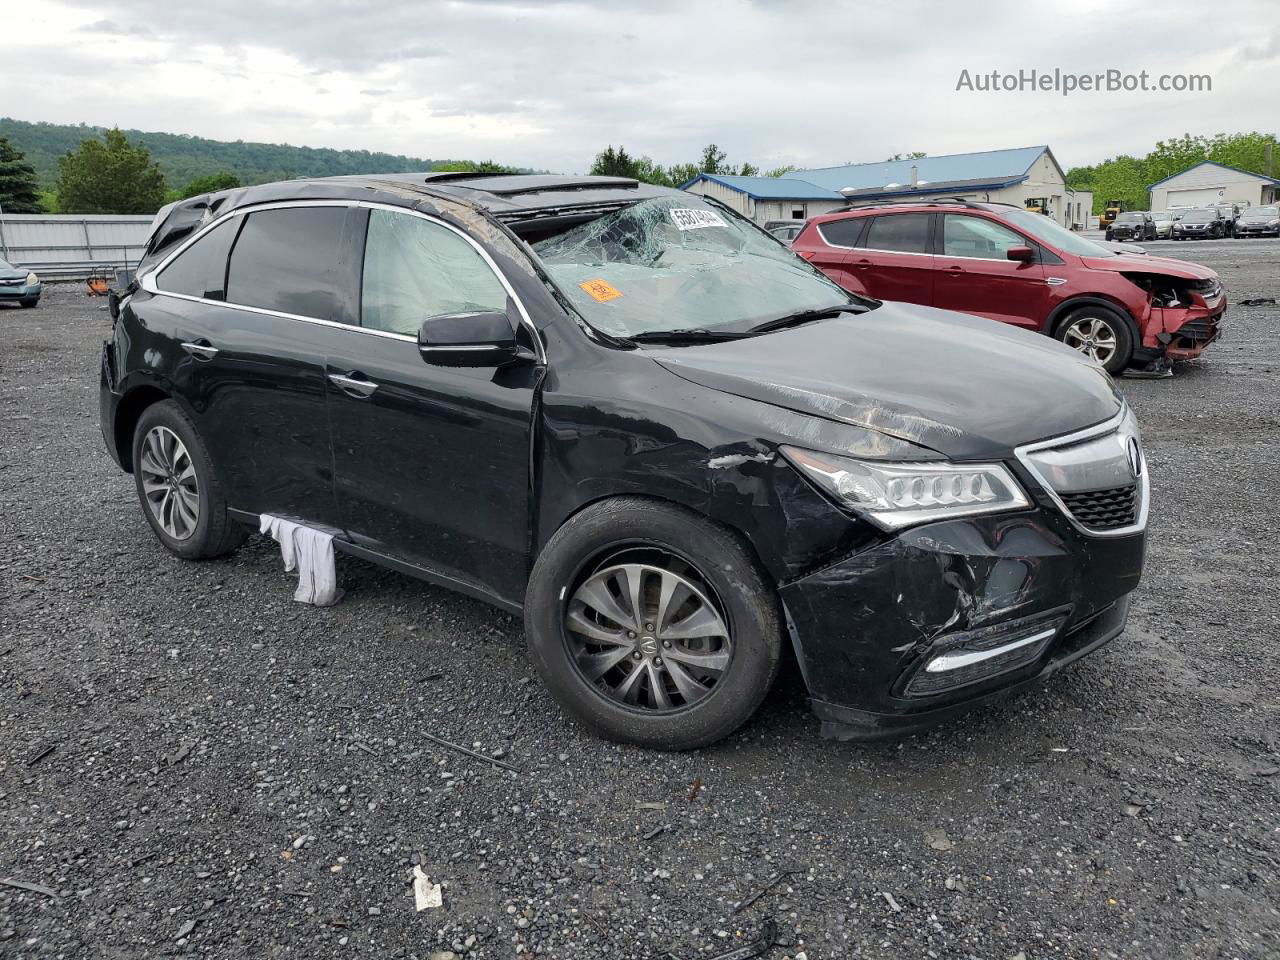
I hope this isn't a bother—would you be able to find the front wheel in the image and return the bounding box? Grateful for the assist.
[524,498,783,750]
[131,400,247,560]
[19,298,38,308]
[1054,306,1134,375]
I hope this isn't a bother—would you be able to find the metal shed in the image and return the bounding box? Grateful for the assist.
[0,214,154,279]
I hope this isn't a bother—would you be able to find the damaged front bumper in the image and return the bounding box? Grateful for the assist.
[780,507,1144,740]
[1134,282,1227,364]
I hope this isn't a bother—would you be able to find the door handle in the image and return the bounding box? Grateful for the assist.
[328,372,379,398]
[944,266,964,275]
[854,258,872,269]
[180,341,219,360]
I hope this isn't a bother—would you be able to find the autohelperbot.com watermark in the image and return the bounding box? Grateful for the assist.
[956,68,1211,96]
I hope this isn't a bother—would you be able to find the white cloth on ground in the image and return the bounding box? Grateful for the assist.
[258,514,342,606]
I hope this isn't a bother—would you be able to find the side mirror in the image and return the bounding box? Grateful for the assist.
[418,311,519,367]
[1006,245,1036,262]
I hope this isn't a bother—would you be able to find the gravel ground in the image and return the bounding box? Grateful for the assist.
[2,239,1278,960]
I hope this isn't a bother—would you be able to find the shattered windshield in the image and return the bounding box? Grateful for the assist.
[530,195,864,338]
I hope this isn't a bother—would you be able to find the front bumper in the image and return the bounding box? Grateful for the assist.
[1236,224,1279,235]
[0,281,40,300]
[780,506,1144,740]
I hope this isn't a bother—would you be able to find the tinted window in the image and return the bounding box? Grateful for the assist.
[226,207,347,318]
[942,215,1025,260]
[817,218,865,248]
[864,214,931,253]
[155,219,238,300]
[361,209,508,336]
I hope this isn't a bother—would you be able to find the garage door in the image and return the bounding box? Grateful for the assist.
[1168,187,1226,207]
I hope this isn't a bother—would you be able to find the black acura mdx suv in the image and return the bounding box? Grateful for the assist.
[101,174,1147,749]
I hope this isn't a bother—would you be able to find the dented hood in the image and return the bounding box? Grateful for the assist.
[1081,253,1218,280]
[652,302,1122,461]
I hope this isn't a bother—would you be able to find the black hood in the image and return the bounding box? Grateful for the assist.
[652,302,1122,461]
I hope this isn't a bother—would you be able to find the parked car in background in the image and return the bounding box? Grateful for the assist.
[1234,204,1280,237]
[1106,211,1156,242]
[767,223,805,243]
[101,174,1149,748]
[1206,202,1242,236]
[0,260,41,308]
[792,198,1225,373]
[1172,207,1230,240]
[1149,211,1178,238]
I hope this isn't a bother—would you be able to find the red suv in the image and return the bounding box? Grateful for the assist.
[792,199,1225,374]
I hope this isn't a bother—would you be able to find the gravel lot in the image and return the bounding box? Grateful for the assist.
[2,238,1278,960]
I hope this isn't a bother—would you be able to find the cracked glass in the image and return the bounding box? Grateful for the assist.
[531,196,856,337]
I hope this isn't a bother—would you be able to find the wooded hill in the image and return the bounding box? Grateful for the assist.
[0,117,469,189]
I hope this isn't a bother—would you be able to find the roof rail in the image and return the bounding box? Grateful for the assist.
[840,196,991,212]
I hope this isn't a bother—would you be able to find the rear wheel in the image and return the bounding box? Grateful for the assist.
[525,498,783,750]
[131,400,246,560]
[1054,306,1134,375]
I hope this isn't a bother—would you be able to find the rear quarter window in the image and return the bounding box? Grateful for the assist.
[226,206,348,319]
[154,218,239,301]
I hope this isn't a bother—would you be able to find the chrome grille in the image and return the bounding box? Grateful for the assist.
[1015,408,1148,537]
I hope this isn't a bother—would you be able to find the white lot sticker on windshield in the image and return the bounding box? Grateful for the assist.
[670,208,728,231]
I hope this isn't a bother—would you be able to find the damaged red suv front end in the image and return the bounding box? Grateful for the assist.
[1088,256,1226,362]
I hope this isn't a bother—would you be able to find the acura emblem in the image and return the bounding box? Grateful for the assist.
[1126,437,1143,478]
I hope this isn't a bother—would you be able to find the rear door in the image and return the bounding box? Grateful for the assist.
[931,213,1049,331]
[850,213,935,304]
[795,217,867,293]
[144,204,349,525]
[323,205,542,606]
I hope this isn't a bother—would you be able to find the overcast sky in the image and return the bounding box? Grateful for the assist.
[8,0,1277,174]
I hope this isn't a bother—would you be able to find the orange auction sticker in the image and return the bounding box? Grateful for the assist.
[579,278,623,303]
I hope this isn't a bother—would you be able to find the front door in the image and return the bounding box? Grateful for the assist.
[324,206,541,606]
[932,213,1049,331]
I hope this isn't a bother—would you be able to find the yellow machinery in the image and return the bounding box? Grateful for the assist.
[1099,199,1124,230]
[1024,197,1050,215]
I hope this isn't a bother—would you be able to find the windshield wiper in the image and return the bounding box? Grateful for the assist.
[747,304,868,335]
[628,328,747,344]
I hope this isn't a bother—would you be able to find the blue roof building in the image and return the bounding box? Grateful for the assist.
[681,145,1093,230]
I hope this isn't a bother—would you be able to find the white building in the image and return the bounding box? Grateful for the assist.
[1148,161,1280,211]
[682,146,1087,228]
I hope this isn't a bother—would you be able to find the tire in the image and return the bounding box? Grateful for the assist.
[1053,305,1134,375]
[131,399,247,560]
[19,298,38,308]
[524,497,783,750]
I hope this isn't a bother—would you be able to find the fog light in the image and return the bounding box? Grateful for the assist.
[902,609,1069,697]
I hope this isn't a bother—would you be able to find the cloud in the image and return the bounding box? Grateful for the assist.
[10,0,1278,174]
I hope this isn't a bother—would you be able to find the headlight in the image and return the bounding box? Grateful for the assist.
[1270,219,1280,227]
[25,271,38,285]
[779,446,1030,530]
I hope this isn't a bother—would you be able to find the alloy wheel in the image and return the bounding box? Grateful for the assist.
[1062,316,1119,365]
[564,552,732,713]
[138,425,200,540]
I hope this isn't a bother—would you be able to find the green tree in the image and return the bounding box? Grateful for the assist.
[887,151,927,161]
[738,162,759,177]
[764,164,797,178]
[176,171,241,200]
[667,162,701,186]
[699,143,728,174]
[0,136,42,213]
[55,128,167,214]
[590,145,638,178]
[430,159,519,174]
